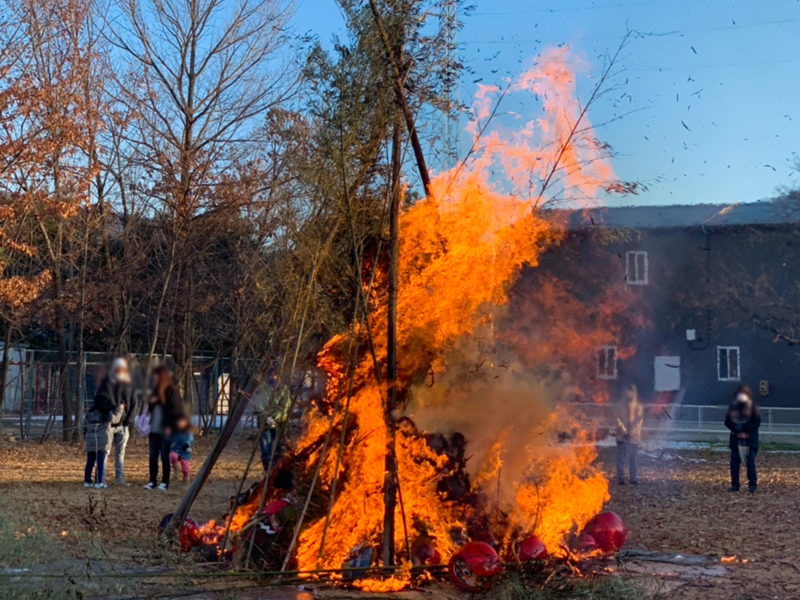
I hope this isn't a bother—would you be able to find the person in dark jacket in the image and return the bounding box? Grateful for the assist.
[724,385,761,493]
[95,358,135,485]
[144,366,187,490]
[83,386,125,489]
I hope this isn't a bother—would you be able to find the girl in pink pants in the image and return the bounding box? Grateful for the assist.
[169,430,194,483]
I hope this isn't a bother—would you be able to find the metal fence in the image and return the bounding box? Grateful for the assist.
[571,402,800,443]
[0,350,247,440]
[0,348,325,440]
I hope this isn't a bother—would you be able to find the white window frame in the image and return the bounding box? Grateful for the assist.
[625,250,649,285]
[596,346,618,380]
[717,346,741,382]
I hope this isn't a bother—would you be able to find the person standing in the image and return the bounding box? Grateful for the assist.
[257,413,277,474]
[724,385,761,493]
[169,427,194,484]
[144,366,187,490]
[615,383,644,485]
[96,358,135,485]
[84,382,125,489]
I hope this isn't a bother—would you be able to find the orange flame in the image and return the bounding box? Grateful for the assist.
[292,48,620,575]
[219,48,626,582]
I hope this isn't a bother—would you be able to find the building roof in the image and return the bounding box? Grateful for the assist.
[560,198,800,230]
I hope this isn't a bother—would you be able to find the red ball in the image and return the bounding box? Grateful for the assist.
[581,511,627,553]
[517,535,548,562]
[448,542,503,592]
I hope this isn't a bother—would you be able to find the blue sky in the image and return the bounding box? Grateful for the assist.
[294,0,800,206]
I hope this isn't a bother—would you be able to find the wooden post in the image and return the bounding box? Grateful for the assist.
[382,122,402,566]
[367,0,432,198]
[165,375,258,538]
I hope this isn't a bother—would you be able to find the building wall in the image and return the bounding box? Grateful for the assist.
[524,224,800,408]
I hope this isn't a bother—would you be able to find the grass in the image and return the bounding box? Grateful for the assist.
[486,566,662,600]
[0,502,55,568]
[0,503,85,599]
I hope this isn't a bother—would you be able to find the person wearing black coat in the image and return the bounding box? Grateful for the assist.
[95,358,135,485]
[724,385,761,493]
[145,366,188,490]
[83,373,126,489]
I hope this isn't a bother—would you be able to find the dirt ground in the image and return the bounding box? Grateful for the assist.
[2,438,800,599]
[0,435,264,565]
[602,445,800,600]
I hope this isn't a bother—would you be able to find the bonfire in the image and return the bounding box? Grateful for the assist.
[169,47,638,592]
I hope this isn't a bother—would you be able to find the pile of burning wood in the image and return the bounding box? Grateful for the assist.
[161,424,626,593]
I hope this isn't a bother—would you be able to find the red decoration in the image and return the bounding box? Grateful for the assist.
[448,542,502,592]
[178,518,203,552]
[575,532,599,553]
[262,499,291,516]
[517,535,548,562]
[580,511,627,553]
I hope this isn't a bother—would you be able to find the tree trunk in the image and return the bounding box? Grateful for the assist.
[0,322,11,440]
[382,122,402,566]
[54,220,74,442]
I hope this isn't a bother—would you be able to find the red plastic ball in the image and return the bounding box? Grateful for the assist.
[448,542,502,592]
[581,511,627,553]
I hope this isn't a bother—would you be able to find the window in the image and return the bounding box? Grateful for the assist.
[597,346,618,380]
[654,356,681,391]
[717,346,740,381]
[625,251,649,285]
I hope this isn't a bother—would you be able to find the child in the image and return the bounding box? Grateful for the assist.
[169,428,194,483]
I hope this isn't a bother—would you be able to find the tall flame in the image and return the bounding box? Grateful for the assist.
[291,47,618,572]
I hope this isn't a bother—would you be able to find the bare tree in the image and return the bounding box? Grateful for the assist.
[107,0,298,396]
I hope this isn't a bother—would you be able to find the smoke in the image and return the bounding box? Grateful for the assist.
[404,320,569,510]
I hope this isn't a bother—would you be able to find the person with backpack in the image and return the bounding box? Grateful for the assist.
[84,379,126,489]
[724,385,761,493]
[95,358,135,485]
[144,366,187,490]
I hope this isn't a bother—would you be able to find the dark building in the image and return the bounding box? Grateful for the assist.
[530,200,800,408]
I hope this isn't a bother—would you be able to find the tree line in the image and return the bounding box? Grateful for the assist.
[0,0,463,440]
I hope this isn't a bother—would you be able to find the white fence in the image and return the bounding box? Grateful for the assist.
[570,403,800,444]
